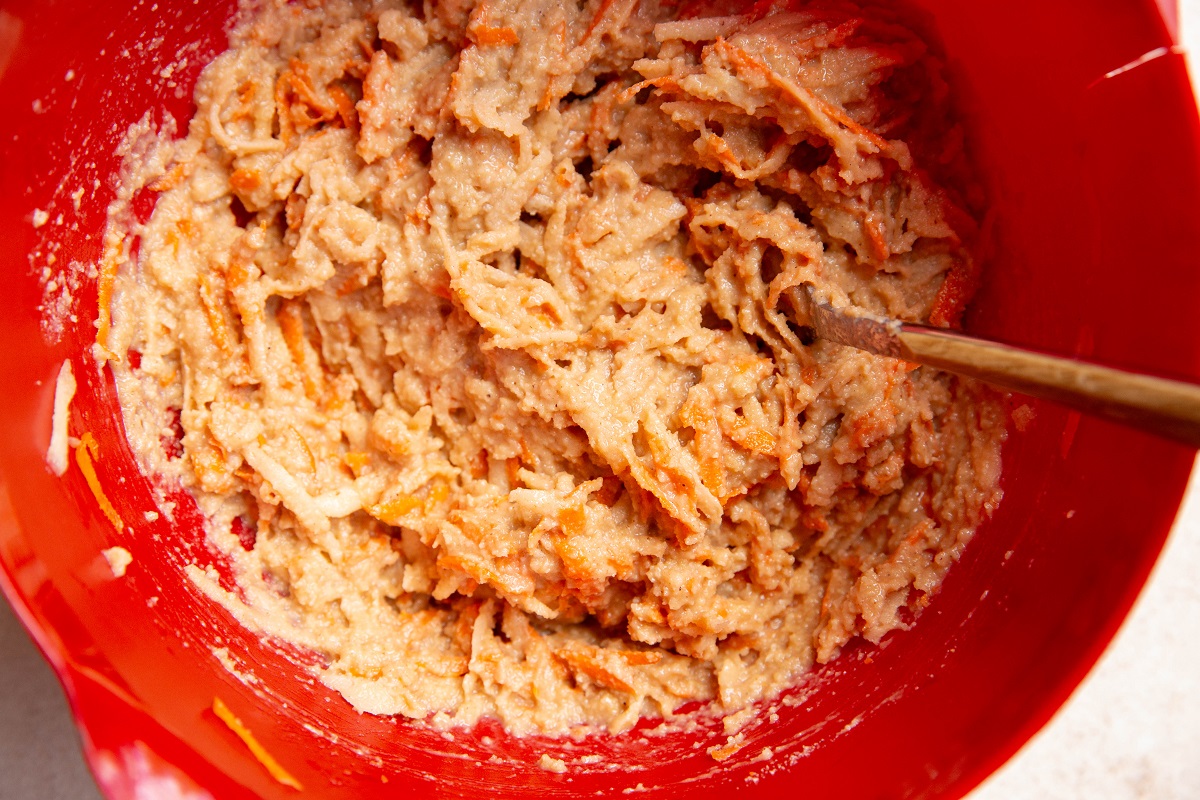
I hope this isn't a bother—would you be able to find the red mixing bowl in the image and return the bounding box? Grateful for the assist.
[1,1,1199,797]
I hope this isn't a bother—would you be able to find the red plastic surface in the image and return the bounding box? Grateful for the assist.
[1,1,1199,798]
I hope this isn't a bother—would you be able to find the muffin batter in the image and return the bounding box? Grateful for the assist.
[101,0,1005,734]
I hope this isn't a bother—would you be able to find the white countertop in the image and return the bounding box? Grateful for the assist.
[968,461,1200,799]
[968,4,1200,795]
[2,5,1198,799]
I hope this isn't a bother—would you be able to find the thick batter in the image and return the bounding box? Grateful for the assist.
[101,0,1005,734]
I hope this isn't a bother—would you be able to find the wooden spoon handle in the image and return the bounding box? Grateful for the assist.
[901,325,1200,448]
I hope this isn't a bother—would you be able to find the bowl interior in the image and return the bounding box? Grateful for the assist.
[1,1,1198,798]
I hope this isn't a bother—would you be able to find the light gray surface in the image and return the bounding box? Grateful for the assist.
[969,465,1200,799]
[0,600,104,799]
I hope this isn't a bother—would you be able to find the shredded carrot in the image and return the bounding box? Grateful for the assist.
[276,58,338,138]
[715,38,892,153]
[536,20,571,110]
[147,162,190,193]
[190,441,239,495]
[274,69,296,146]
[466,0,521,46]
[225,251,254,292]
[436,550,505,589]
[928,258,977,328]
[625,458,687,531]
[94,249,120,358]
[902,518,936,548]
[276,299,325,401]
[366,494,423,525]
[615,75,679,105]
[343,451,370,475]
[469,24,519,46]
[557,647,633,692]
[75,433,124,532]
[558,504,587,539]
[229,168,262,194]
[707,736,745,762]
[237,79,257,105]
[555,641,660,693]
[619,649,663,667]
[198,272,238,357]
[863,214,890,262]
[428,480,450,506]
[729,416,777,455]
[329,83,357,129]
[225,251,265,337]
[552,533,599,586]
[211,697,303,791]
[680,402,725,497]
[503,456,521,487]
[286,59,330,115]
[451,600,482,653]
[583,0,622,41]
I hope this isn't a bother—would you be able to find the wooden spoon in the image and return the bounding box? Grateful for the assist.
[787,286,1200,448]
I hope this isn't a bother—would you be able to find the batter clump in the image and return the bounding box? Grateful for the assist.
[102,0,1005,734]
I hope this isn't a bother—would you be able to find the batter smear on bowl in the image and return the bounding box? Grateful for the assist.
[101,0,1005,734]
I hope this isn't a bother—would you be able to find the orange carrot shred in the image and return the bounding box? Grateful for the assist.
[469,24,519,46]
[146,162,189,193]
[75,433,124,532]
[95,251,120,358]
[212,697,303,791]
[366,494,423,525]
